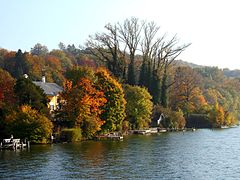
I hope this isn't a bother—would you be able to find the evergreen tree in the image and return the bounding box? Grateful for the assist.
[14,77,48,113]
[127,60,135,85]
[161,70,168,107]
[139,60,147,87]
[151,71,161,104]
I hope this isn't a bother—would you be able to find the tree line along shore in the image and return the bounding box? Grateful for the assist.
[0,17,239,143]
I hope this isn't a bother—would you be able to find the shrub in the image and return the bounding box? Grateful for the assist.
[6,105,53,143]
[60,128,82,142]
[153,105,186,129]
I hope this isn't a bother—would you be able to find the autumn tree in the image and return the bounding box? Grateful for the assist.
[153,105,186,129]
[95,68,126,132]
[45,55,66,85]
[50,49,74,70]
[0,48,9,68]
[225,112,238,126]
[61,75,107,139]
[204,88,224,106]
[0,68,16,138]
[0,68,16,109]
[209,103,225,127]
[22,53,44,81]
[170,66,202,116]
[65,66,95,86]
[6,105,53,143]
[124,85,153,129]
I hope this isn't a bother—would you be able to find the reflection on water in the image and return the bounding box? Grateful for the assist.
[1,128,240,179]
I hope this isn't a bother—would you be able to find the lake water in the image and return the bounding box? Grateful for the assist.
[1,128,240,179]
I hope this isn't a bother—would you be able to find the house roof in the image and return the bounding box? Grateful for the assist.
[33,81,63,96]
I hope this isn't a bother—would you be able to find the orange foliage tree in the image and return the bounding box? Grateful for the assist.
[209,103,225,127]
[61,77,107,139]
[0,68,15,109]
[170,66,203,116]
[0,68,16,138]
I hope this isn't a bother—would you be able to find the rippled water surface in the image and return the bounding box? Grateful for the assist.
[1,128,240,179]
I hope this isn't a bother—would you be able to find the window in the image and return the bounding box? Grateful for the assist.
[50,105,54,110]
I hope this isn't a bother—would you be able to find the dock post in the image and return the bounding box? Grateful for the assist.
[27,141,30,148]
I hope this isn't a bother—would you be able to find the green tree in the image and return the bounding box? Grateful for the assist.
[30,43,49,56]
[14,77,48,113]
[95,68,126,132]
[150,71,161,104]
[153,105,186,129]
[6,105,53,143]
[4,50,30,79]
[124,85,153,129]
[65,66,95,86]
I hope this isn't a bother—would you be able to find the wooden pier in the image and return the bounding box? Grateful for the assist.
[96,133,123,141]
[0,138,30,150]
[132,128,167,135]
[133,129,152,135]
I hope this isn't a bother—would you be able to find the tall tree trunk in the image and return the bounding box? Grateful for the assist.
[139,59,147,86]
[161,67,168,107]
[127,56,135,85]
[151,70,161,104]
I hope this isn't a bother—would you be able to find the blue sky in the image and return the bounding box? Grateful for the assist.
[1,0,240,69]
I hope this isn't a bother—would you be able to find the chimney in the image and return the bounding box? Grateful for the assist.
[42,76,46,83]
[23,74,28,79]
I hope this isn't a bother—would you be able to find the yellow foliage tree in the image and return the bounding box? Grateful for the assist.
[6,105,53,143]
